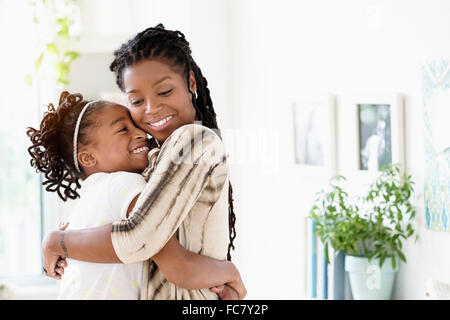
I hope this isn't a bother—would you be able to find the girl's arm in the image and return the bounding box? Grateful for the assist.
[153,236,245,298]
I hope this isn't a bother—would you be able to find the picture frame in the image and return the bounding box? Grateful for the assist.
[292,94,337,179]
[341,93,405,182]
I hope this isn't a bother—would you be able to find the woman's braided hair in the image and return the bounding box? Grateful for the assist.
[27,91,109,201]
[110,23,237,260]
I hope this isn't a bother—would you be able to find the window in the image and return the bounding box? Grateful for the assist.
[0,1,46,280]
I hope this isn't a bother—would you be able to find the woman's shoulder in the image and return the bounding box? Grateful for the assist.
[159,124,226,168]
[162,124,224,153]
[169,123,222,143]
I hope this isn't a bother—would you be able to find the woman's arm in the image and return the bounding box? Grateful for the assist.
[126,193,245,297]
[111,124,228,264]
[111,125,228,263]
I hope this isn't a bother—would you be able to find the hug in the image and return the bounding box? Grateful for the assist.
[27,24,246,300]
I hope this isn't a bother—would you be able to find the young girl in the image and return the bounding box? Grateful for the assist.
[41,24,242,300]
[28,91,244,299]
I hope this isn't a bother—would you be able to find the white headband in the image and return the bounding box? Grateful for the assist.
[73,101,95,172]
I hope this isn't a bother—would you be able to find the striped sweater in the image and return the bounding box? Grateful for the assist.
[111,124,230,300]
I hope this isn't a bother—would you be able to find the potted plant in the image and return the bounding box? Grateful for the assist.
[310,164,417,299]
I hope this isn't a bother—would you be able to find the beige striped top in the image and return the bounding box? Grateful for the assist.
[111,124,230,300]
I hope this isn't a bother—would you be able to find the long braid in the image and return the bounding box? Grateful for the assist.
[110,23,237,261]
[227,183,236,261]
[189,61,219,130]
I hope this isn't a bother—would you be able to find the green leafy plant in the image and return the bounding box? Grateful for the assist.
[310,164,418,269]
[26,0,81,87]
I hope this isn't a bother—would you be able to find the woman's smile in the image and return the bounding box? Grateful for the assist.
[123,59,197,143]
[147,114,175,131]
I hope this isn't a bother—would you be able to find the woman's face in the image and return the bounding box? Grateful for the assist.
[122,58,197,143]
[79,104,150,174]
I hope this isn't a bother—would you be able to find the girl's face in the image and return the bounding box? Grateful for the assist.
[78,104,150,175]
[122,58,197,143]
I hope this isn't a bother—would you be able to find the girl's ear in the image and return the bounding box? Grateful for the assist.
[189,70,197,94]
[78,151,97,169]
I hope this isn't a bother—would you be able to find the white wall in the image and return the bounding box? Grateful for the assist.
[226,0,450,299]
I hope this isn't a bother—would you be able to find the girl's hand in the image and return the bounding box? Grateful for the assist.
[226,274,247,300]
[210,285,239,300]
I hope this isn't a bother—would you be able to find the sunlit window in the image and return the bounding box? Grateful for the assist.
[0,1,44,279]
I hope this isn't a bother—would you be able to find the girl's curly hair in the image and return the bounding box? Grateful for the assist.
[26,91,109,201]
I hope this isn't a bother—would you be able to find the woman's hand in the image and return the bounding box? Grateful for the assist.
[42,230,64,279]
[42,222,69,280]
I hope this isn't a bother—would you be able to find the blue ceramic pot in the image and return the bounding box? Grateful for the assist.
[345,255,397,300]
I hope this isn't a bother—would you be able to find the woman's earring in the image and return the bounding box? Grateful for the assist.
[193,91,198,100]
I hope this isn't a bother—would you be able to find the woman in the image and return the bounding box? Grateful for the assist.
[42,24,244,300]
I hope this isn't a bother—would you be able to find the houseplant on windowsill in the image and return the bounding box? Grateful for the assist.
[310,164,417,300]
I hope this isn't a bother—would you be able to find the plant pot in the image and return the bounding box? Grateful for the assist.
[345,255,397,300]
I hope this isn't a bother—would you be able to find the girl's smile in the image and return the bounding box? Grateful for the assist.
[78,104,150,175]
[130,145,150,154]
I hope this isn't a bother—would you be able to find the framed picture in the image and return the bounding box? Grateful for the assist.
[292,94,337,178]
[422,59,450,232]
[345,93,405,181]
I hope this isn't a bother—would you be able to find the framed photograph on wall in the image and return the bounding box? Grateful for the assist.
[348,93,405,181]
[292,94,337,178]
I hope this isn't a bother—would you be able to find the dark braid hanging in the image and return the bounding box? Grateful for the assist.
[110,23,237,261]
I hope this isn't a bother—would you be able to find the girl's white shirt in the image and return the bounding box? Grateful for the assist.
[58,171,146,300]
